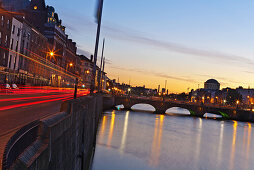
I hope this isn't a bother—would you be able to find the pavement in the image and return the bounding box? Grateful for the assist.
[0,87,89,168]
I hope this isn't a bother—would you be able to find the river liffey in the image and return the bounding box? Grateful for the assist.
[92,106,254,170]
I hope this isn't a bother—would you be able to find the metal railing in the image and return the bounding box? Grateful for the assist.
[2,120,40,170]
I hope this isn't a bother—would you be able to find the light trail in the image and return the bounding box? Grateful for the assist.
[0,86,90,95]
[0,96,73,111]
[0,93,72,102]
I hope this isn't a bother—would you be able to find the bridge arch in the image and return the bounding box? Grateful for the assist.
[131,103,156,112]
[203,112,222,118]
[166,107,191,115]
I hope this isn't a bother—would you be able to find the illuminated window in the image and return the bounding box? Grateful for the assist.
[34,6,37,10]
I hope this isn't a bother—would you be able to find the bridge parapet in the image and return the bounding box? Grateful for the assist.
[114,96,254,122]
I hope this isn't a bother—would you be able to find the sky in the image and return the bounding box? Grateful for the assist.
[46,0,254,93]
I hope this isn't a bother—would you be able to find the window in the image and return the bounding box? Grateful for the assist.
[16,41,18,51]
[17,28,20,36]
[9,55,12,68]
[10,39,13,50]
[1,16,4,27]
[7,20,10,29]
[5,35,8,46]
[12,25,15,34]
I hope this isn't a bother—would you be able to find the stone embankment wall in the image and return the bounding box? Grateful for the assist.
[2,95,114,170]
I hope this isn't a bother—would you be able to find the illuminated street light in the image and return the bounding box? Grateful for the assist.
[128,88,131,92]
[69,63,73,67]
[236,100,240,104]
[50,52,54,57]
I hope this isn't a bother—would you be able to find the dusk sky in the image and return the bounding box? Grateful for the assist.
[46,0,254,93]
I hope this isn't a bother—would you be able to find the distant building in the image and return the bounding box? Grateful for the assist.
[7,17,22,70]
[79,55,93,89]
[236,86,254,105]
[191,79,220,103]
[204,79,220,90]
[0,6,12,83]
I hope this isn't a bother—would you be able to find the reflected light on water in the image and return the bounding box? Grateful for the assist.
[107,111,116,147]
[149,115,164,166]
[119,111,130,154]
[194,118,202,167]
[230,120,238,170]
[217,122,224,167]
[245,123,252,169]
[98,115,107,143]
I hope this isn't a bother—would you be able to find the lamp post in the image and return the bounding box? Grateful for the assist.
[91,0,104,94]
[46,51,54,86]
[236,100,240,109]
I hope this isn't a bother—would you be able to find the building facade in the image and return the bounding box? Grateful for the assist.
[0,6,12,83]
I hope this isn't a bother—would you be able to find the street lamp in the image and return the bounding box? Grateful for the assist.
[50,52,54,57]
[66,63,74,73]
[236,100,240,109]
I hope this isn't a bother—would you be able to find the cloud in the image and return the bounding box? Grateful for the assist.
[110,65,198,83]
[102,24,254,66]
[61,14,254,67]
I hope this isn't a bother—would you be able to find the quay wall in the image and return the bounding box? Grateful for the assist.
[2,95,115,170]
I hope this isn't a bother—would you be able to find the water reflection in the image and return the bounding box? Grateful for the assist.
[245,123,252,169]
[217,122,224,168]
[98,115,107,143]
[119,111,130,154]
[194,118,202,168]
[93,110,254,170]
[107,111,115,147]
[229,120,237,170]
[149,115,164,166]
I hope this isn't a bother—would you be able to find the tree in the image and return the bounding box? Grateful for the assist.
[226,89,242,105]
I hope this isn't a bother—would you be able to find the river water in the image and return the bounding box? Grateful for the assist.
[92,105,254,170]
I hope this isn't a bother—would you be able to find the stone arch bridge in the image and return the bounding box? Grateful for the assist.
[114,96,254,121]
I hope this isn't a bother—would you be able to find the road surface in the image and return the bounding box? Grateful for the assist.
[0,87,89,166]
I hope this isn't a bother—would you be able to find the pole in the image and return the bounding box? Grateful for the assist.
[90,0,104,94]
[97,38,105,92]
[74,77,78,99]
[101,57,106,91]
[165,80,167,92]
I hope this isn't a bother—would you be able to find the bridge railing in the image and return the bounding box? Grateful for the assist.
[2,120,40,170]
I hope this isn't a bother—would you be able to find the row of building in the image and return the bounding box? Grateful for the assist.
[0,0,107,89]
[191,79,254,107]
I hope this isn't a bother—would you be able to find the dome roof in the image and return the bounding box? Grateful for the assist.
[205,79,219,84]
